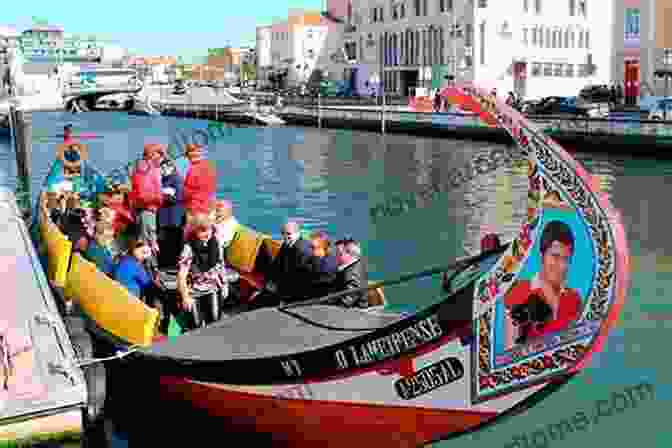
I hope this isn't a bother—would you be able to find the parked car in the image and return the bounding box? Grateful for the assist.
[579,84,611,104]
[525,96,590,116]
[173,80,187,95]
[640,96,665,113]
[648,97,672,120]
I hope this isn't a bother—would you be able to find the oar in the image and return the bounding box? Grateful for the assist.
[279,242,511,310]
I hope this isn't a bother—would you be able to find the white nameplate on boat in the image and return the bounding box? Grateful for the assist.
[394,357,464,400]
[335,315,443,370]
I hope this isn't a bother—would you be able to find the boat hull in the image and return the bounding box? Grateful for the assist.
[158,376,497,448]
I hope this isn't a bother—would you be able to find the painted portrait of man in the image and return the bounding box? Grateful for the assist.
[502,220,583,351]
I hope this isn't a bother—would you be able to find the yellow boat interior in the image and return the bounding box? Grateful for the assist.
[37,197,387,348]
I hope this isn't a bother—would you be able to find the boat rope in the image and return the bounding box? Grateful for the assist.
[75,345,142,368]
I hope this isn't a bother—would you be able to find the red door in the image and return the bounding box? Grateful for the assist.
[624,61,640,105]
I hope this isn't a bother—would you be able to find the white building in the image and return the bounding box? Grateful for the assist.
[258,10,329,88]
[256,26,272,72]
[345,0,612,99]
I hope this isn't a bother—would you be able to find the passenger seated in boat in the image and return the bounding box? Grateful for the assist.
[503,221,582,350]
[113,238,160,303]
[100,184,135,236]
[157,156,184,268]
[83,210,118,276]
[212,199,239,254]
[302,230,339,302]
[333,238,368,308]
[129,144,165,268]
[182,144,217,236]
[44,192,68,228]
[176,215,239,327]
[52,193,89,253]
[254,220,312,307]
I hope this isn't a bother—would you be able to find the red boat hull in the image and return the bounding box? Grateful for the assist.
[158,376,497,447]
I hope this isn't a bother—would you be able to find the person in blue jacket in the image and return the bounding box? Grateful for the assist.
[157,157,185,268]
[113,239,157,300]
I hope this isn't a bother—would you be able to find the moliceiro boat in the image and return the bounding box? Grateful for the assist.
[32,82,630,447]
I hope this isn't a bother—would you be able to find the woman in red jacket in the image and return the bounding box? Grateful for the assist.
[129,144,165,264]
[503,220,582,350]
[182,143,217,237]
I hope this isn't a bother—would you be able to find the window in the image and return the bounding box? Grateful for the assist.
[414,0,421,15]
[553,63,563,76]
[423,0,428,15]
[552,30,557,48]
[570,30,575,47]
[569,0,575,16]
[578,0,586,16]
[578,30,584,48]
[440,0,453,12]
[564,29,569,48]
[543,63,553,76]
[535,0,541,14]
[545,28,551,48]
[465,24,473,46]
[565,63,574,77]
[478,0,487,7]
[532,62,541,76]
[479,22,486,64]
[524,0,529,12]
[578,64,589,77]
[393,4,398,19]
[585,30,590,49]
[531,27,538,45]
[522,28,528,45]
[538,27,543,47]
[625,8,640,39]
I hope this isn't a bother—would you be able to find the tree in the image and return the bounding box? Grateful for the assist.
[241,62,256,81]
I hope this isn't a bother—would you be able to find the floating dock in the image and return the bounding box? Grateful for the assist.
[0,189,87,444]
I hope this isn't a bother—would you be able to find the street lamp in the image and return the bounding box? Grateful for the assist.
[654,49,672,120]
[318,68,328,128]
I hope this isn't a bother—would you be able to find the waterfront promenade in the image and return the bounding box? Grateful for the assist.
[147,88,672,156]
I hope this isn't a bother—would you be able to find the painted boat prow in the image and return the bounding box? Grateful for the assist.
[440,83,630,401]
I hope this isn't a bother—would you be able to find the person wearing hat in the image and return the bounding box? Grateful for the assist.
[129,143,166,268]
[182,143,217,235]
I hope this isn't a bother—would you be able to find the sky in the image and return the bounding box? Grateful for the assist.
[3,0,323,59]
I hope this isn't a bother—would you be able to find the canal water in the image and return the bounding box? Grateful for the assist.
[0,112,667,447]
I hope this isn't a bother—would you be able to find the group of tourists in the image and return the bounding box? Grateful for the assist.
[38,128,371,332]
[253,221,369,310]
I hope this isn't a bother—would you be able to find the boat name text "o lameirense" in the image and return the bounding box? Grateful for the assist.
[334,314,443,370]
